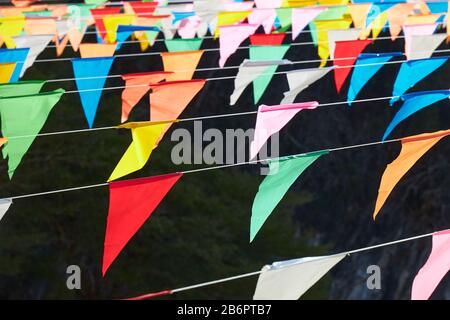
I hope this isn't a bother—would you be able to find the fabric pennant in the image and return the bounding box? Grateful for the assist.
[250,102,319,160]
[412,229,450,300]
[116,25,159,50]
[403,24,438,60]
[72,56,115,128]
[13,35,53,77]
[249,33,286,46]
[219,24,258,68]
[103,172,183,275]
[0,80,45,97]
[281,67,333,104]
[315,18,353,67]
[382,90,450,141]
[248,8,277,34]
[90,8,121,43]
[214,11,251,38]
[108,121,176,182]
[253,253,346,299]
[0,16,25,48]
[79,43,116,58]
[348,4,371,29]
[0,198,12,222]
[292,7,325,40]
[391,57,448,105]
[250,151,327,242]
[348,53,402,104]
[0,63,15,84]
[0,48,29,82]
[0,89,65,178]
[327,28,361,60]
[249,45,290,104]
[276,8,292,29]
[387,3,415,40]
[121,71,172,123]
[165,38,203,52]
[230,59,291,106]
[373,129,450,219]
[102,14,135,44]
[161,50,204,81]
[333,39,371,93]
[408,33,446,61]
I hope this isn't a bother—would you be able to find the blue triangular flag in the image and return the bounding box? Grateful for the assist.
[0,48,30,82]
[116,25,159,50]
[383,90,450,141]
[390,56,448,105]
[348,52,402,104]
[72,57,115,128]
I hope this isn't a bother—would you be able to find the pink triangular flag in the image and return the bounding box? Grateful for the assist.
[403,23,438,60]
[292,7,325,40]
[411,229,450,300]
[219,23,258,68]
[248,8,277,34]
[250,102,319,160]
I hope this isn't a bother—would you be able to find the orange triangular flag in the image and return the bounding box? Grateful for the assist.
[348,4,372,29]
[55,34,70,57]
[373,129,450,219]
[67,27,86,53]
[388,3,415,40]
[79,43,116,58]
[160,50,204,81]
[121,71,172,123]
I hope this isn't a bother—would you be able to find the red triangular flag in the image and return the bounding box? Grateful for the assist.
[249,33,286,46]
[102,173,183,276]
[333,39,372,93]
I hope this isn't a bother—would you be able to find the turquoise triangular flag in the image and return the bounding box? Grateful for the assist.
[348,52,402,104]
[72,57,115,128]
[390,57,449,105]
[250,151,327,242]
[249,45,290,104]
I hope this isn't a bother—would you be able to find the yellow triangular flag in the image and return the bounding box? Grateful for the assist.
[103,14,136,43]
[214,11,251,38]
[371,11,389,39]
[108,121,175,181]
[0,63,16,83]
[316,18,353,67]
[0,15,25,48]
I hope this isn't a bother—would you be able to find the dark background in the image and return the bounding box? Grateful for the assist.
[0,0,448,299]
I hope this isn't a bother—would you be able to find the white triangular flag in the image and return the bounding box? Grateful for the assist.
[328,28,361,59]
[253,253,346,300]
[230,59,292,105]
[281,67,333,104]
[409,33,447,60]
[14,35,53,77]
[0,198,12,222]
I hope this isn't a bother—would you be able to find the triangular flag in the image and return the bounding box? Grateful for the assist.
[348,4,371,29]
[165,38,203,52]
[388,3,415,40]
[403,24,438,60]
[248,8,277,34]
[281,67,333,104]
[149,79,206,121]
[13,35,52,77]
[177,15,201,39]
[249,45,290,104]
[250,151,327,242]
[72,57,115,128]
[327,28,361,60]
[103,172,183,275]
[90,7,121,42]
[0,80,45,97]
[161,50,204,81]
[102,14,135,43]
[405,14,442,25]
[0,63,15,84]
[0,48,29,82]
[121,71,172,123]
[391,57,448,104]
[373,129,450,219]
[348,53,402,104]
[250,102,319,160]
[67,27,86,53]
[79,43,116,58]
[108,121,176,182]
[230,59,292,106]
[315,18,353,67]
[219,24,258,68]
[0,198,12,222]
[116,25,158,50]
[250,33,286,46]
[383,90,450,141]
[0,89,65,178]
[333,39,371,93]
[412,229,450,300]
[408,33,446,61]
[368,11,389,39]
[276,8,292,29]
[214,11,251,38]
[0,15,25,48]
[292,7,325,40]
[253,253,346,299]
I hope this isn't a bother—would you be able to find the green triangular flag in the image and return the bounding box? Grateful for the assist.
[275,8,292,29]
[164,38,203,52]
[145,30,159,46]
[249,44,290,104]
[0,81,46,98]
[316,7,348,21]
[0,89,65,178]
[250,151,327,242]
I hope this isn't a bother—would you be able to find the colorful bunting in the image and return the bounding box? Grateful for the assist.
[214,11,251,38]
[79,43,116,58]
[0,48,29,82]
[291,8,325,40]
[408,33,446,61]
[327,28,361,60]
[348,3,371,29]
[248,8,277,34]
[333,39,372,93]
[250,151,327,242]
[72,57,115,128]
[219,24,258,68]
[253,253,346,299]
[103,14,135,44]
[249,33,286,46]
[161,50,204,81]
[412,229,450,300]
[403,23,438,60]
[103,172,183,275]
[0,89,65,178]
[373,129,450,219]
[165,38,203,52]
[0,198,12,222]
[315,18,353,67]
[387,3,415,40]
[108,121,176,182]
[116,25,159,50]
[250,102,319,160]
